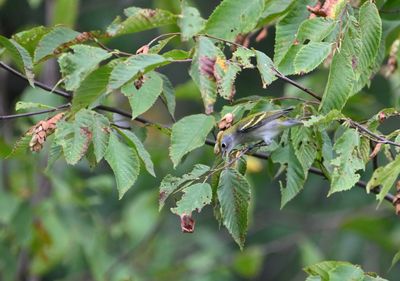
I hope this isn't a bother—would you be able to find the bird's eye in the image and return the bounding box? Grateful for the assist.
[221,142,226,148]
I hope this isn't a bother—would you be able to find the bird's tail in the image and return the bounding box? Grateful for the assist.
[282,119,303,127]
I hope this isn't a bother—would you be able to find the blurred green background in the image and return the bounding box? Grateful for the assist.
[1,0,400,280]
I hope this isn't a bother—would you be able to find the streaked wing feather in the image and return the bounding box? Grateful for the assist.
[238,109,293,133]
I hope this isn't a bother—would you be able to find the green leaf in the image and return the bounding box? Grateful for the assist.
[148,35,177,54]
[7,134,32,158]
[0,35,34,86]
[34,26,80,63]
[107,7,177,37]
[189,37,221,113]
[357,1,382,75]
[328,264,364,281]
[58,45,112,91]
[55,109,110,164]
[214,60,241,100]
[294,42,332,74]
[15,101,55,111]
[319,30,356,114]
[367,154,400,205]
[117,129,155,177]
[45,142,63,171]
[304,261,353,280]
[273,0,313,65]
[204,0,265,41]
[303,110,344,127]
[296,18,337,43]
[108,54,168,90]
[121,71,163,120]
[178,0,206,41]
[72,65,113,113]
[12,26,51,57]
[55,113,92,165]
[271,140,306,208]
[162,49,190,60]
[105,131,140,199]
[90,112,111,163]
[170,114,214,168]
[277,18,336,75]
[233,47,255,69]
[291,126,317,174]
[159,73,176,119]
[171,183,212,215]
[259,0,295,25]
[217,168,251,249]
[255,50,277,88]
[159,164,210,210]
[329,129,364,195]
[275,45,301,75]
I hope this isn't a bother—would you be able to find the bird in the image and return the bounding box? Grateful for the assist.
[219,107,302,156]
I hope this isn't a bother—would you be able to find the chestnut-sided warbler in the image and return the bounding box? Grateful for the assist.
[219,108,302,156]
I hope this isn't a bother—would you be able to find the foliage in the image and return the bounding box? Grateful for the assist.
[1,0,400,280]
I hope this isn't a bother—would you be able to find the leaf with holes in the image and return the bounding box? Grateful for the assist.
[271,140,306,208]
[58,45,111,91]
[107,7,177,37]
[34,26,80,63]
[217,168,251,249]
[319,29,356,114]
[255,50,277,88]
[214,59,241,100]
[105,131,140,199]
[12,26,51,57]
[108,54,168,90]
[170,114,214,168]
[54,110,94,165]
[171,183,212,215]
[273,0,311,65]
[291,126,317,174]
[189,37,222,113]
[90,111,110,163]
[204,0,265,41]
[121,71,163,120]
[303,110,344,127]
[329,129,364,195]
[178,0,205,41]
[159,164,210,210]
[15,101,55,112]
[233,47,255,69]
[367,155,400,205]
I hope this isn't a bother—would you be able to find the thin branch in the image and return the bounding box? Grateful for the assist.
[271,96,320,105]
[0,104,70,120]
[198,33,246,49]
[95,105,153,126]
[0,61,71,99]
[272,68,322,101]
[349,119,400,148]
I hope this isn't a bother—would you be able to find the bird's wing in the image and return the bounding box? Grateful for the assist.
[237,108,293,133]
